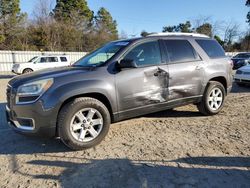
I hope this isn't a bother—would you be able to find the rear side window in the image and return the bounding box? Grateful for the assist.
[196,39,225,58]
[60,57,68,62]
[40,57,58,63]
[48,57,58,62]
[163,40,200,63]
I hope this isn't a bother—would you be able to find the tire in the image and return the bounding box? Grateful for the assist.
[197,81,226,116]
[58,97,111,150]
[22,68,33,74]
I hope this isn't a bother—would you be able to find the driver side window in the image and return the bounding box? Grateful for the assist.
[124,41,161,67]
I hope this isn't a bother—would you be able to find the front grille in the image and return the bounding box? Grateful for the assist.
[6,85,11,108]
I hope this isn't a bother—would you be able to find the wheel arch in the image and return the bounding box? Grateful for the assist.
[22,68,33,74]
[57,92,114,123]
[209,76,227,94]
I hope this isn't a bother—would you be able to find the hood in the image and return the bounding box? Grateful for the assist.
[232,57,243,60]
[9,66,94,87]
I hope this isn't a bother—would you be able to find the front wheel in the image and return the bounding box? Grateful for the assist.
[58,97,111,150]
[197,81,226,116]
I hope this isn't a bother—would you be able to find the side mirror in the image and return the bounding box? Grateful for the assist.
[118,59,137,69]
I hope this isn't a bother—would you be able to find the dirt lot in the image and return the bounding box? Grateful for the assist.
[0,77,249,188]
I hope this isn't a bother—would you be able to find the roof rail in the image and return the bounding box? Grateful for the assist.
[147,32,209,38]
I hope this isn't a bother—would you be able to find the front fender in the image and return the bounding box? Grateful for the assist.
[40,79,116,115]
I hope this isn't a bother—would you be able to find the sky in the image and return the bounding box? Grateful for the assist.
[20,0,249,37]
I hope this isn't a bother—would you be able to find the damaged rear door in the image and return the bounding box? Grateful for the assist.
[161,39,204,101]
[115,40,169,117]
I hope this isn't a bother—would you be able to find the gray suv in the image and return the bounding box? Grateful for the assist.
[6,33,233,150]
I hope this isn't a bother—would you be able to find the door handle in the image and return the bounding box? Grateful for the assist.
[154,69,170,77]
[154,69,163,76]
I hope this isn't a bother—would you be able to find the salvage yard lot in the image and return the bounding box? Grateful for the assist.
[0,78,249,187]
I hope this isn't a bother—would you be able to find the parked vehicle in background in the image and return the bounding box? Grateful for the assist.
[234,64,250,86]
[12,55,70,74]
[231,52,250,70]
[6,33,233,150]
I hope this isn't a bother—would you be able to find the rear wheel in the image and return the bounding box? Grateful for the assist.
[58,97,110,150]
[197,81,226,115]
[22,68,33,74]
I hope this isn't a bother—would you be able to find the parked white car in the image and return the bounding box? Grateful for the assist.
[12,55,71,74]
[234,64,250,86]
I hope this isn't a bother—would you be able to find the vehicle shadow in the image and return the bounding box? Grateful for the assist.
[0,101,201,155]
[0,102,71,154]
[10,156,250,187]
[145,108,202,118]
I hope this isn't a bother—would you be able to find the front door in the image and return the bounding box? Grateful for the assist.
[115,40,169,117]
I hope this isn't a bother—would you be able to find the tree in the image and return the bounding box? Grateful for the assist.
[53,0,93,27]
[163,21,192,33]
[178,21,192,33]
[214,35,224,46]
[240,32,250,51]
[140,30,150,37]
[162,26,176,32]
[222,21,240,51]
[95,7,118,37]
[196,23,213,37]
[192,15,211,29]
[246,0,250,24]
[0,0,27,49]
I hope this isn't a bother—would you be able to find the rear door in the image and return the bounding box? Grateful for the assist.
[47,57,59,68]
[161,39,204,101]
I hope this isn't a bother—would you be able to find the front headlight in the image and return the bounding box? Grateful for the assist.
[16,78,53,104]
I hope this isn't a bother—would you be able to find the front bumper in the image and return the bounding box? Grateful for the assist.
[6,101,57,138]
[12,66,22,74]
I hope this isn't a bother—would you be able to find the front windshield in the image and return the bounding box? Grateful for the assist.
[28,56,38,62]
[73,41,130,67]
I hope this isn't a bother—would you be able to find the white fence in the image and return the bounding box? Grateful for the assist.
[0,51,87,73]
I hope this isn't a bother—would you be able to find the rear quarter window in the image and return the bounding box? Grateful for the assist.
[196,39,225,58]
[60,57,68,62]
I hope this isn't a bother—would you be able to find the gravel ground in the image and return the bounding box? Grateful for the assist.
[0,77,249,188]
